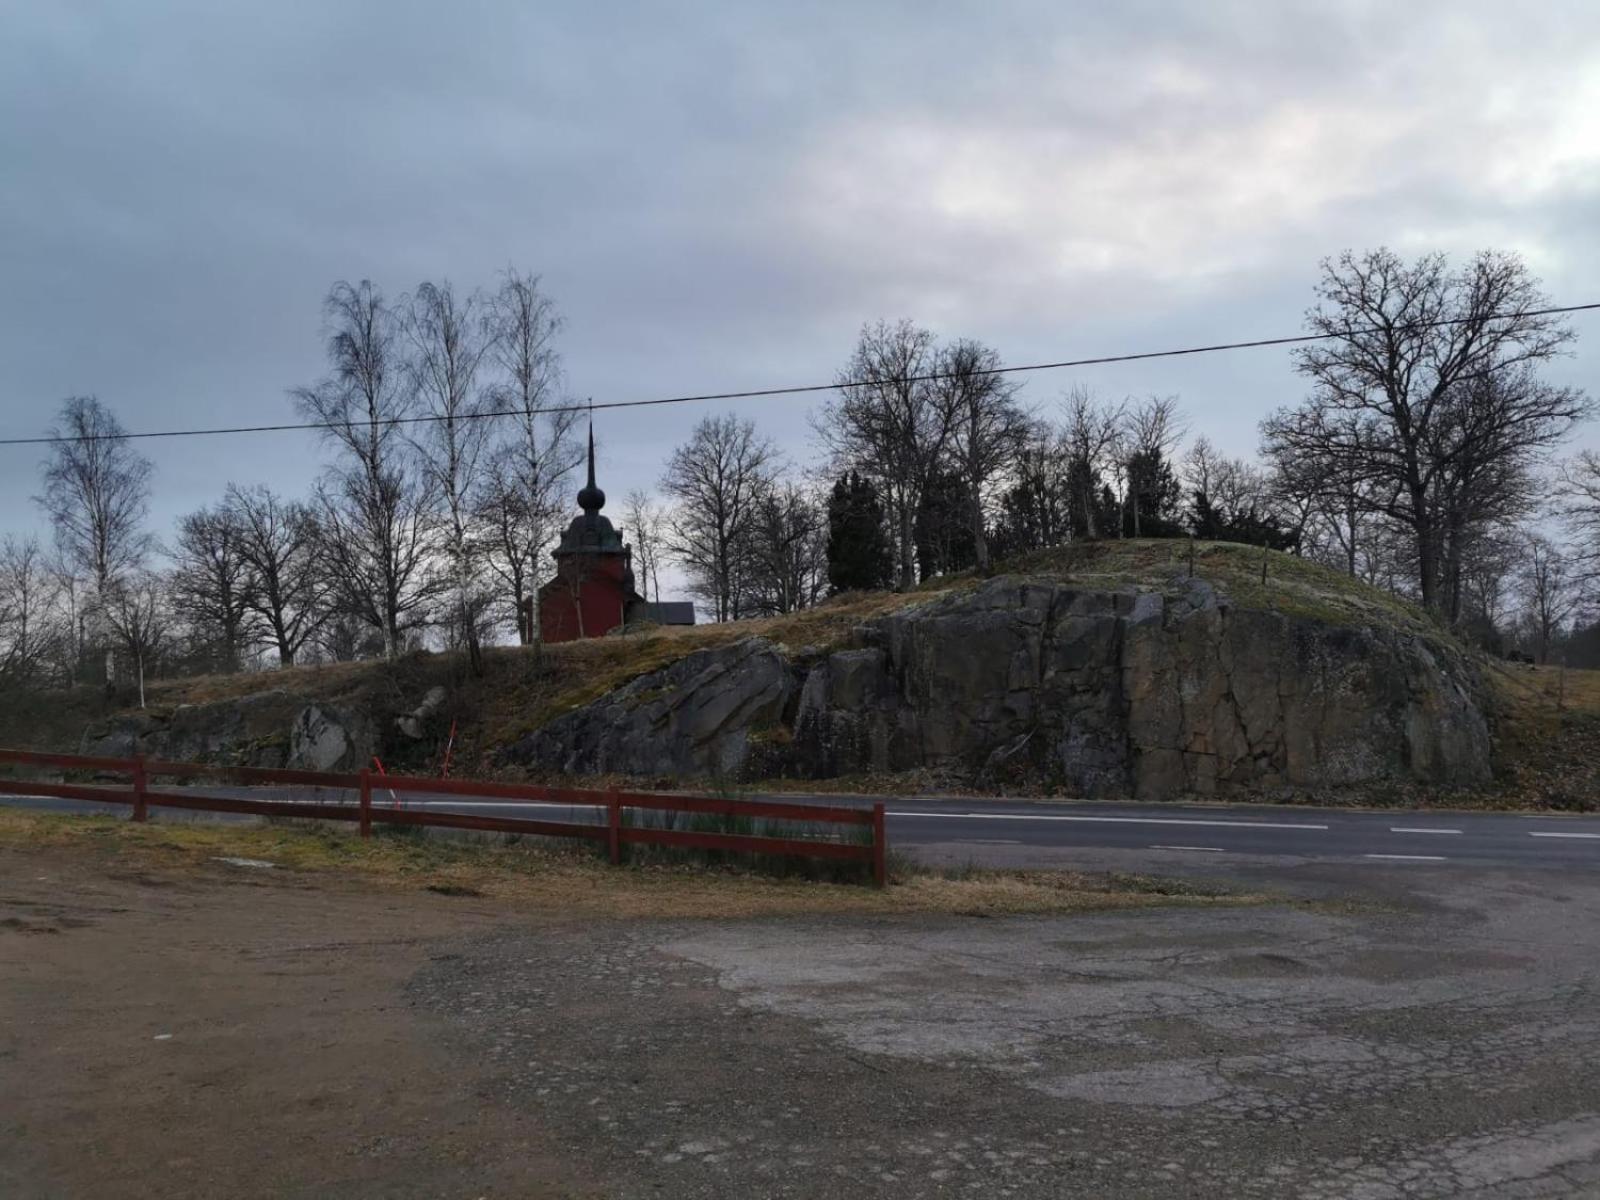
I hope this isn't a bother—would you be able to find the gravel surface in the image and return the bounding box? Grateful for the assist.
[405,865,1600,1198]
[9,838,1600,1197]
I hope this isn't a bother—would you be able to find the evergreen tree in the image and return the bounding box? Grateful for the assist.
[825,472,893,593]
[913,470,978,581]
[1189,489,1298,550]
[1121,448,1185,538]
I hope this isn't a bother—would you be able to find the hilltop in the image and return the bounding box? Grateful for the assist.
[5,540,1590,807]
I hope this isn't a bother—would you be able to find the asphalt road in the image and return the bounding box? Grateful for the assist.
[7,789,1600,869]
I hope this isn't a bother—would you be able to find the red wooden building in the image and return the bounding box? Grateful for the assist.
[535,428,694,644]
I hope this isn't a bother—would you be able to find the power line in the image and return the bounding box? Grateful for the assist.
[3,301,1596,447]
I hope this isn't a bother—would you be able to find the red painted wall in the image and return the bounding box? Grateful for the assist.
[539,556,629,644]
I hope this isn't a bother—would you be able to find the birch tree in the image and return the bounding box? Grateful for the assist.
[406,279,494,670]
[292,280,441,659]
[479,270,580,645]
[661,413,778,622]
[35,395,154,686]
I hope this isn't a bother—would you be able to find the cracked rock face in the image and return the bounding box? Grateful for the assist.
[509,639,797,778]
[508,577,1492,799]
[78,690,374,772]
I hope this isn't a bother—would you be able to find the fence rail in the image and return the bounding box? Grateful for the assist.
[0,747,887,886]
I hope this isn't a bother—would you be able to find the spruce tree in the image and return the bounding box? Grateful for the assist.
[826,473,893,593]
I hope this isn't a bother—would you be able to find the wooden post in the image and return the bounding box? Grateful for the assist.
[872,802,887,889]
[1259,540,1270,586]
[359,768,372,840]
[607,789,622,865]
[132,755,148,824]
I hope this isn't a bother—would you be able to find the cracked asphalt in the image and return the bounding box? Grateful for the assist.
[406,863,1600,1198]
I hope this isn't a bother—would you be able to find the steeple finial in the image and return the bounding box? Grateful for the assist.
[576,411,605,513]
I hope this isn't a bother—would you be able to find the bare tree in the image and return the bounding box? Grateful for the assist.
[292,280,441,659]
[223,484,329,667]
[989,427,1073,557]
[44,547,85,684]
[35,396,154,685]
[405,279,495,671]
[0,536,60,685]
[934,338,1029,572]
[101,572,169,709]
[661,413,779,622]
[480,270,580,645]
[1456,525,1521,638]
[1263,248,1589,615]
[35,396,154,595]
[818,320,958,589]
[622,489,668,605]
[1561,451,1600,600]
[1264,426,1383,577]
[1059,388,1124,540]
[170,505,256,673]
[738,482,827,616]
[1516,534,1578,664]
[1184,437,1285,542]
[1120,395,1186,537]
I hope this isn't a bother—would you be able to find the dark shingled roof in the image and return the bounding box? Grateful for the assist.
[643,601,696,626]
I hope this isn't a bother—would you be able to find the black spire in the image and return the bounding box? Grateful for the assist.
[576,420,605,513]
[553,416,624,558]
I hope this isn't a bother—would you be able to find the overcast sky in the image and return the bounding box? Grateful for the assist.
[2,0,1596,554]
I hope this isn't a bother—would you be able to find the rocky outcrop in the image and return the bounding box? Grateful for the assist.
[505,576,1493,800]
[395,686,448,740]
[80,690,375,772]
[287,702,374,772]
[513,639,796,777]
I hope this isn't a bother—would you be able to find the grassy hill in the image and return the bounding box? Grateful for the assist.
[2,540,1595,808]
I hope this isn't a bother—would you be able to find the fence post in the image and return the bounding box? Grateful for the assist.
[872,802,887,888]
[132,755,148,824]
[607,789,622,866]
[359,768,372,840]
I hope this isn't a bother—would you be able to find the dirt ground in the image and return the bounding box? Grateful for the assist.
[9,820,1600,1198]
[0,816,1243,1199]
[0,845,602,1199]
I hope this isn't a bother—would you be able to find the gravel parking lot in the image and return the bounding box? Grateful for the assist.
[7,840,1600,1197]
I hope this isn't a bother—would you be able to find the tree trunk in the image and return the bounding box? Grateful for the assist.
[1409,481,1440,614]
[971,489,989,574]
[898,503,915,591]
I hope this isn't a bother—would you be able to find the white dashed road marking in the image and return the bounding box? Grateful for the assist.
[1149,845,1226,853]
[1529,831,1600,840]
[1365,854,1448,862]
[884,812,1330,830]
[1390,827,1462,835]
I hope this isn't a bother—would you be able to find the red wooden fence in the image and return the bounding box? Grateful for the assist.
[0,748,887,887]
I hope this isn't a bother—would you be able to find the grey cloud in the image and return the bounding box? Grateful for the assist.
[0,0,1595,543]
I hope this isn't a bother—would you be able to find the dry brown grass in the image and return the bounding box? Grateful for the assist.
[0,809,1261,920]
[513,587,960,723]
[1003,539,1440,633]
[1480,660,1600,811]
